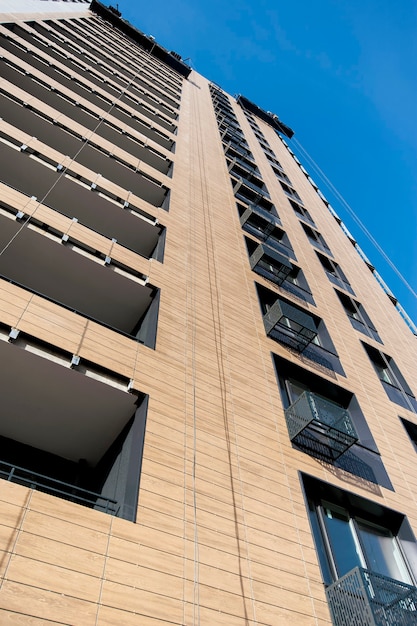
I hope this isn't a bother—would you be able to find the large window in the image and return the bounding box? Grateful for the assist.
[280,265,315,305]
[304,475,417,586]
[258,289,344,374]
[362,343,417,412]
[289,199,316,227]
[401,418,417,454]
[303,476,417,626]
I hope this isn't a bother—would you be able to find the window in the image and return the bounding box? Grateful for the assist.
[401,418,417,454]
[362,344,417,412]
[247,240,293,286]
[316,252,355,295]
[289,200,316,227]
[260,291,318,352]
[279,181,303,203]
[335,291,382,343]
[303,476,417,626]
[281,265,315,305]
[301,223,331,254]
[239,206,293,248]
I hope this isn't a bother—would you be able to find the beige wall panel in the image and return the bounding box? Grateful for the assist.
[100,579,183,622]
[0,580,96,626]
[14,531,105,578]
[0,610,60,625]
[22,511,110,553]
[108,537,184,577]
[104,558,183,600]
[96,604,177,626]
[6,553,101,602]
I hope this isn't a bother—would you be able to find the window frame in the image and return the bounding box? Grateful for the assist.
[335,290,382,343]
[302,475,417,587]
[362,343,417,412]
[316,251,355,295]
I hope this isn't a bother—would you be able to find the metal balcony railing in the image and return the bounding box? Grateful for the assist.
[263,300,317,352]
[233,176,270,199]
[249,243,293,287]
[284,391,358,460]
[240,204,282,238]
[0,460,118,515]
[326,567,417,626]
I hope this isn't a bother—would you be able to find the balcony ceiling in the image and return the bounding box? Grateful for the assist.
[0,339,136,465]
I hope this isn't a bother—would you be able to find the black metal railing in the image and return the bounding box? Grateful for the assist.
[249,244,293,287]
[326,567,417,626]
[0,460,118,515]
[263,301,318,352]
[285,391,358,461]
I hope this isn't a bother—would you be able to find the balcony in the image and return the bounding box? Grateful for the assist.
[326,567,417,626]
[227,156,260,177]
[240,204,282,238]
[263,300,318,352]
[0,459,118,515]
[0,60,175,151]
[285,391,358,461]
[233,175,270,200]
[222,140,253,160]
[0,93,173,177]
[0,214,158,346]
[0,336,147,521]
[249,243,293,286]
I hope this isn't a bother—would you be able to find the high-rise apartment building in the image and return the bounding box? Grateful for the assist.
[0,1,416,624]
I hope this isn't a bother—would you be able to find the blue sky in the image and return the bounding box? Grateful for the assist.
[116,0,417,326]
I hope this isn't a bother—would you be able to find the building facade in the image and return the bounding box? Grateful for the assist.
[0,1,417,624]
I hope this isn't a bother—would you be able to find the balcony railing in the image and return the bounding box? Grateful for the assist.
[240,204,282,238]
[263,300,318,352]
[249,243,293,286]
[233,176,270,199]
[0,460,118,515]
[284,391,358,460]
[326,567,417,626]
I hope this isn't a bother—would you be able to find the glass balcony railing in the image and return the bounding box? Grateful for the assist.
[284,391,358,460]
[326,567,417,626]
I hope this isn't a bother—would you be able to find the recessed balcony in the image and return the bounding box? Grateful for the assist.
[0,215,158,346]
[285,391,358,461]
[0,59,175,151]
[0,144,163,259]
[0,93,172,177]
[249,243,293,286]
[0,336,146,521]
[326,567,417,626]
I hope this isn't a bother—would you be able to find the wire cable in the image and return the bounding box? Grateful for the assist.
[290,137,417,302]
